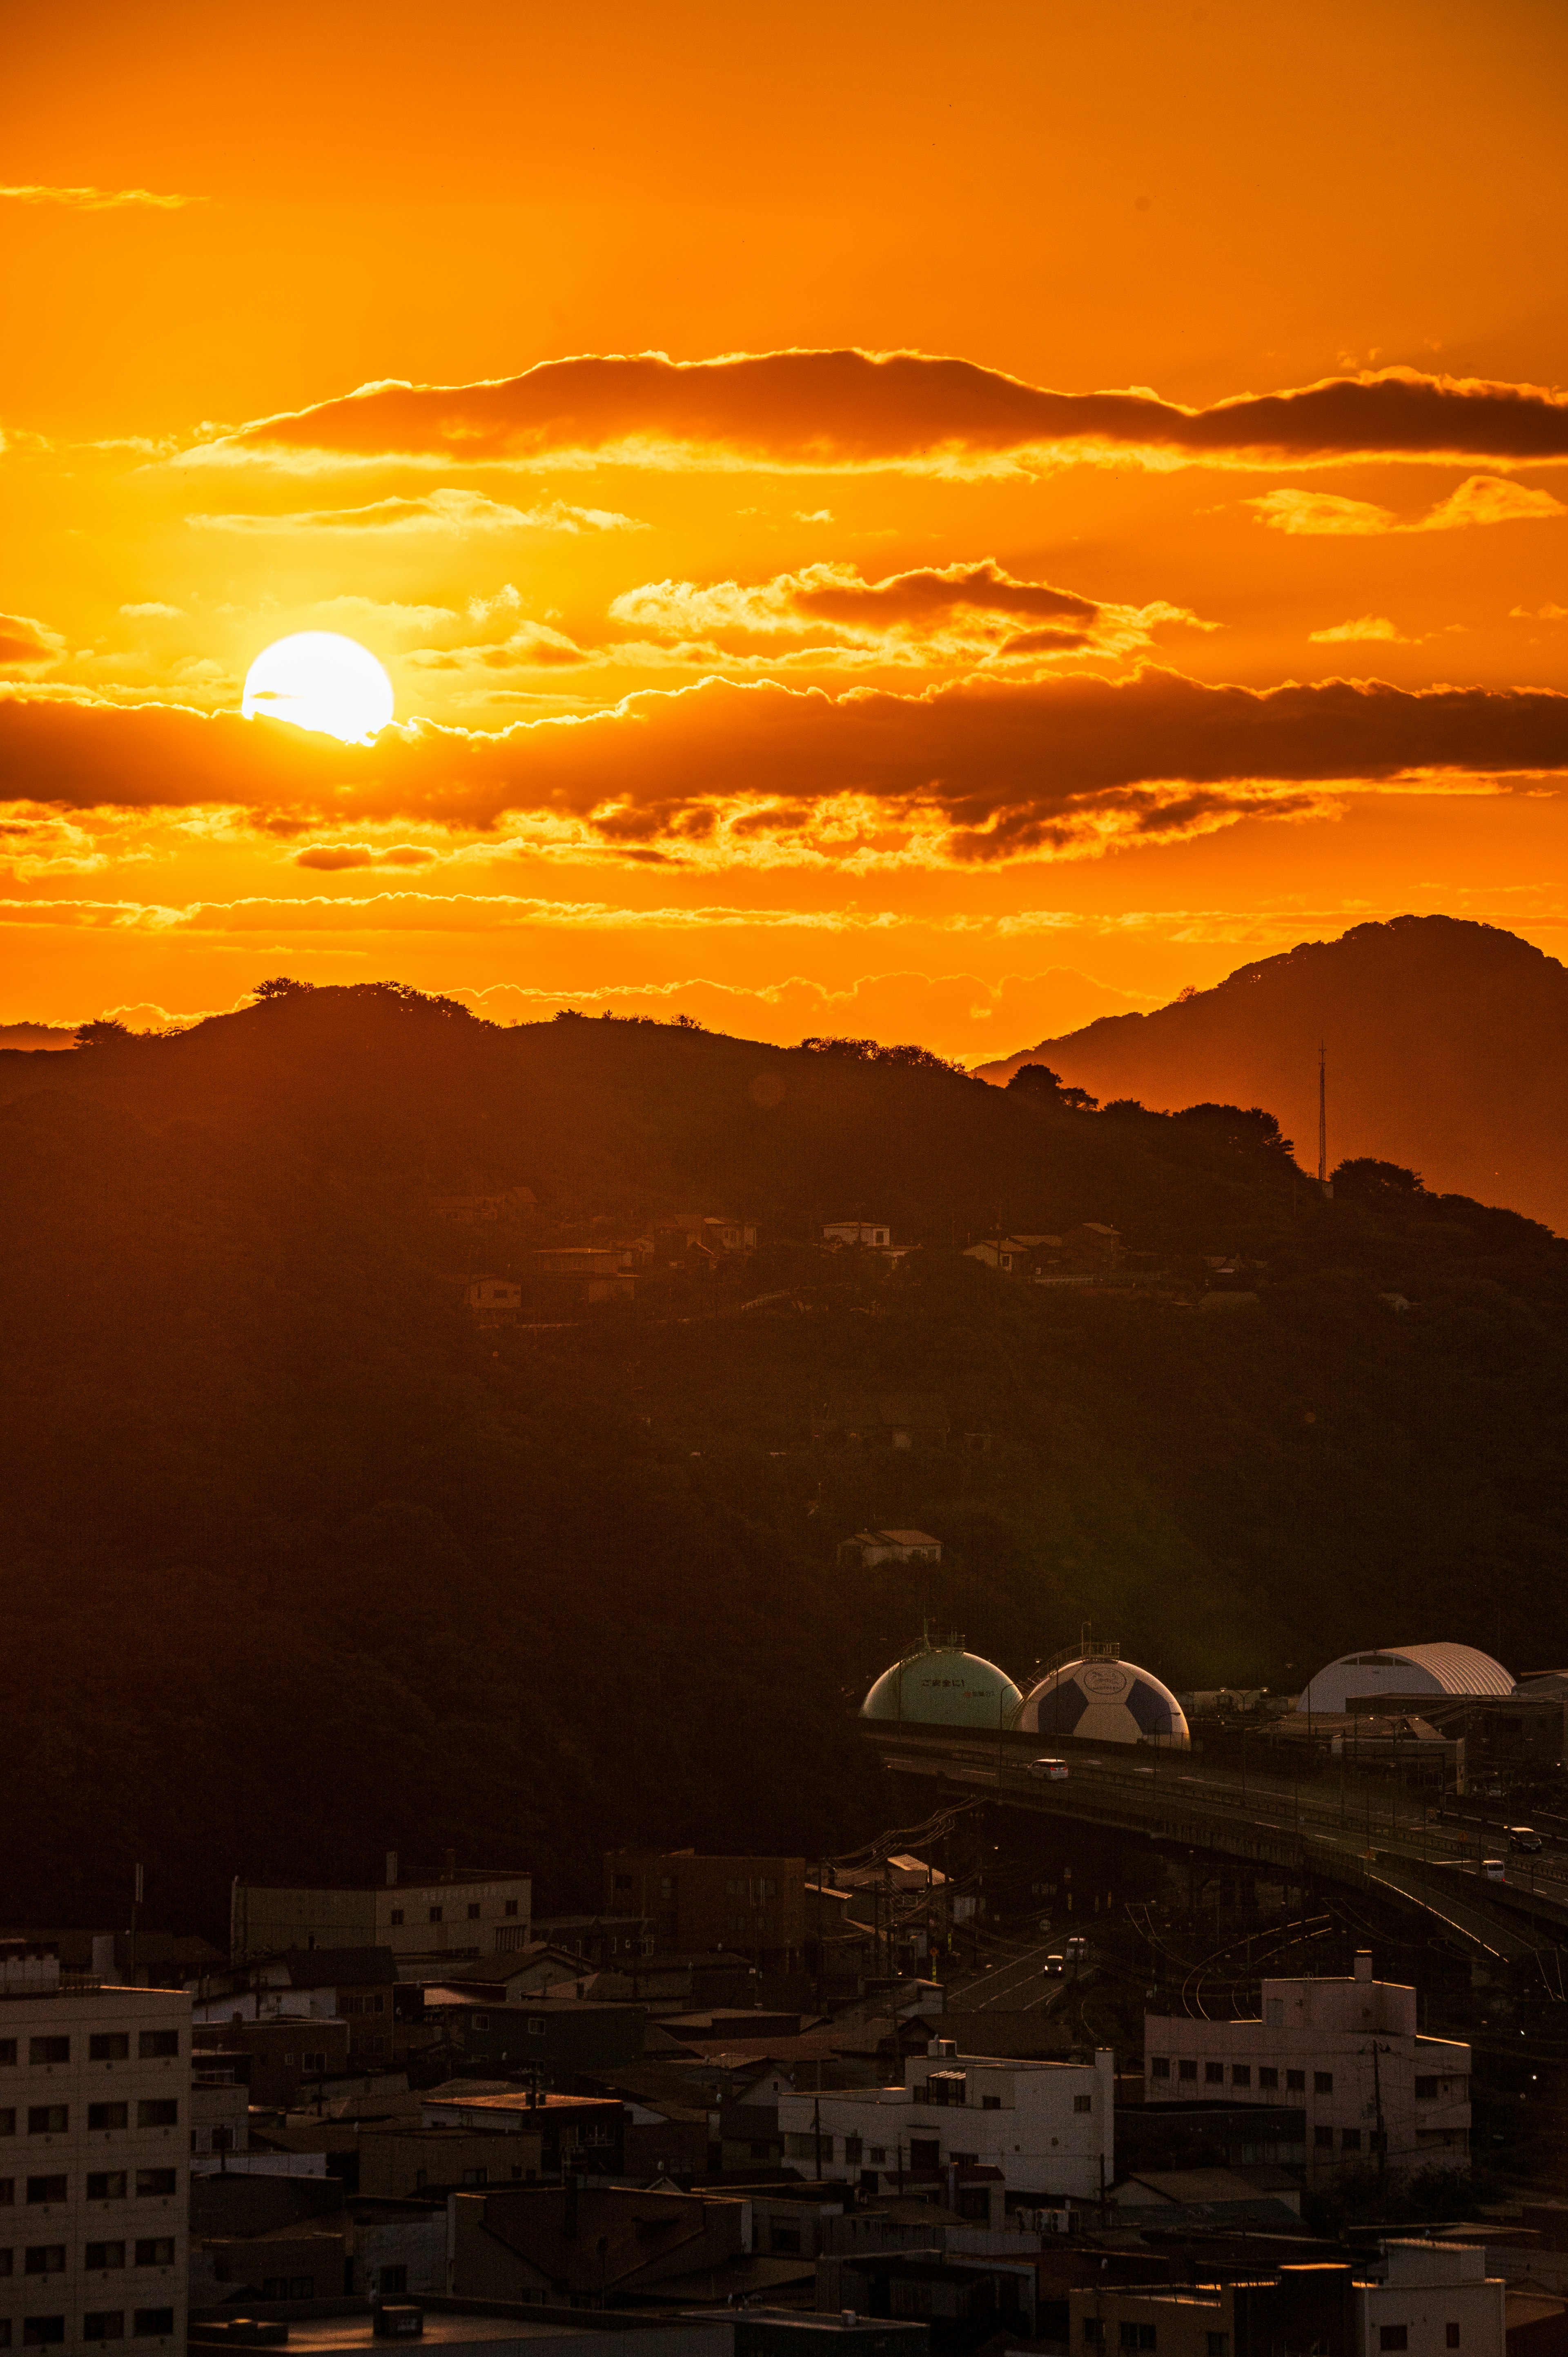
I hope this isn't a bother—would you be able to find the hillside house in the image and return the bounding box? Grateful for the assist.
[462,1276,521,1320]
[812,1396,949,1452]
[824,1220,892,1246]
[837,1530,943,1569]
[431,1189,536,1224]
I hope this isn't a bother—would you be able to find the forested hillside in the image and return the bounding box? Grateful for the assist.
[3,981,1566,1940]
[976,916,1568,1233]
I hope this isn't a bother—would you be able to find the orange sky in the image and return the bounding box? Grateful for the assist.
[4,0,1568,1057]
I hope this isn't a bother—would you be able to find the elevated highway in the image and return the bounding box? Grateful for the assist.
[865,1720,1568,1969]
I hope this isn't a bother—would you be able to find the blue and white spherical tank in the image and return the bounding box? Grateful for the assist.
[1017,1653,1189,1747]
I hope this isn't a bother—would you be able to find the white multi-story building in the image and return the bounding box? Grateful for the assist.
[0,1973,189,2356]
[1143,1952,1470,2177]
[775,2037,1114,2200]
[1357,2243,1505,2357]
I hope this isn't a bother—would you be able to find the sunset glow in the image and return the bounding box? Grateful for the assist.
[4,0,1568,1050]
[241,632,395,744]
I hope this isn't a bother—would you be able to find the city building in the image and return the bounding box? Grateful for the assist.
[228,1865,532,1967]
[460,1276,522,1320]
[419,1991,646,2081]
[1069,2264,1358,2357]
[446,2182,746,2305]
[419,2089,624,2178]
[190,1948,403,2064]
[823,1222,892,1247]
[1357,2243,1506,2357]
[775,2034,1115,2199]
[1143,1952,1470,2176]
[531,1916,655,1967]
[603,1852,806,1971]
[191,2020,351,2109]
[0,1971,190,2357]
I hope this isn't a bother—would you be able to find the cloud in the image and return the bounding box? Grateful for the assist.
[606,560,1211,668]
[5,668,1567,867]
[118,602,185,620]
[293,843,437,870]
[406,621,590,671]
[0,184,204,211]
[1512,603,1568,621]
[187,488,646,534]
[189,351,1568,476]
[1249,475,1568,535]
[0,614,66,668]
[1308,616,1412,644]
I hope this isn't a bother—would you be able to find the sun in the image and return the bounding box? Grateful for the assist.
[241,632,395,744]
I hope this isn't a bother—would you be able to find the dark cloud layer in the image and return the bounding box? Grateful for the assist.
[4,671,1566,861]
[216,350,1568,471]
[789,562,1098,628]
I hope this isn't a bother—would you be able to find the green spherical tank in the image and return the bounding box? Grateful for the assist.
[861,1632,1023,1728]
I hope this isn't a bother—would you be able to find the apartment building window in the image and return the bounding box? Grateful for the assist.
[1287,2071,1305,2092]
[726,1880,746,1896]
[982,2095,1002,2110]
[26,2113,66,2137]
[137,2036,177,2062]
[1265,2000,1284,2027]
[527,2021,545,2037]
[23,2250,65,2275]
[27,2045,68,2069]
[88,2107,127,2132]
[1082,2321,1105,2346]
[428,1907,443,1924]
[1178,2060,1197,2082]
[0,2254,10,2277]
[1314,2072,1334,2095]
[844,2135,863,2166]
[1075,2095,1093,2114]
[0,2180,14,2206]
[26,2180,67,2205]
[1208,2338,1229,2357]
[1232,2066,1251,2088]
[1150,2058,1170,2079]
[379,2268,408,2297]
[869,2147,887,2166]
[133,2242,174,2268]
[1342,2130,1361,2152]
[136,2105,177,2131]
[504,1902,518,1918]
[84,2318,126,2341]
[134,2173,176,2199]
[89,2039,129,2065]
[0,2111,12,2134]
[1381,2331,1408,2351]
[85,2245,126,2270]
[467,1904,481,1920]
[0,2041,15,2065]
[1120,2326,1157,2350]
[1446,2329,1461,2348]
[389,1911,404,1927]
[131,2311,175,2338]
[1258,2068,1278,2090]
[1205,2063,1224,2085]
[659,1879,674,1901]
[1314,2127,1334,2150]
[1416,2078,1439,2100]
[22,2319,65,2345]
[757,1878,778,1899]
[86,2175,127,2201]
[726,1915,746,1931]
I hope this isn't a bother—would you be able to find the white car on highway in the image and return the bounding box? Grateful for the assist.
[1027,1756,1069,1780]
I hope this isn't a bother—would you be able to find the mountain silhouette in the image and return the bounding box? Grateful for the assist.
[974,916,1568,1232]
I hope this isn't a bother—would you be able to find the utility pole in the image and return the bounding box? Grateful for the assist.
[1319,1042,1331,1195]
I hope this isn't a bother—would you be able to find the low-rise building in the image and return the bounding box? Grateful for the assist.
[419,2088,624,2177]
[532,1916,655,1967]
[461,1276,522,1320]
[775,2036,1114,2199]
[810,1397,949,1452]
[421,1991,646,2082]
[1070,2264,1357,2357]
[0,1972,190,2357]
[1143,1952,1470,2176]
[604,1853,806,1971]
[1358,2243,1506,2357]
[447,2182,746,2305]
[192,2019,352,2108]
[229,1866,532,1969]
[823,1222,892,1247]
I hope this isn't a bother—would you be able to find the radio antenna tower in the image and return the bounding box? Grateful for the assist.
[1318,1040,1328,1192]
